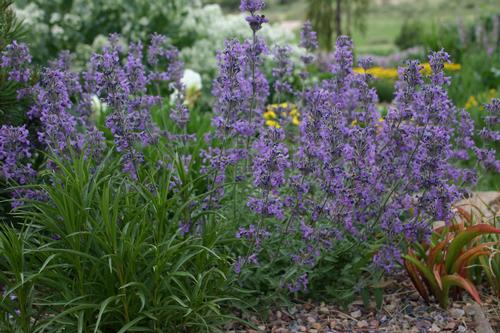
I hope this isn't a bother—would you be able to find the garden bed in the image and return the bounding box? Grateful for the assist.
[227,274,499,333]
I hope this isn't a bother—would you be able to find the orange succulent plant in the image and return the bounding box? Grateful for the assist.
[404,208,500,308]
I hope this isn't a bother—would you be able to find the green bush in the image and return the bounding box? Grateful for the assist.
[448,49,500,106]
[0,150,237,332]
[394,19,425,51]
[372,78,395,103]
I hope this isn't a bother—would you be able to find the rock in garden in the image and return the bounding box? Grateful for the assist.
[350,310,362,318]
[450,308,465,318]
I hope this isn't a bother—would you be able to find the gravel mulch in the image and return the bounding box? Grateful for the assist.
[226,275,499,333]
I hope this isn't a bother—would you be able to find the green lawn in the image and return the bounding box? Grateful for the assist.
[260,0,500,55]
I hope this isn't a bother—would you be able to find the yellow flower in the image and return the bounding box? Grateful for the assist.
[265,120,281,128]
[464,95,478,110]
[353,63,461,81]
[420,63,432,76]
[487,89,497,100]
[444,63,461,71]
[263,110,277,120]
[378,117,385,122]
[289,108,299,117]
[353,67,399,80]
[351,119,358,126]
[265,102,301,126]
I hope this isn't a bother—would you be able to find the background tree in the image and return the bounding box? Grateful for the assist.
[308,0,370,51]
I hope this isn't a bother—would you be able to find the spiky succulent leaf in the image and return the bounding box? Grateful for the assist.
[404,256,430,303]
[445,224,500,272]
[441,274,482,305]
[451,242,498,274]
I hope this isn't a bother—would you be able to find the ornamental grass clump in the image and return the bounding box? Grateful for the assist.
[0,0,499,328]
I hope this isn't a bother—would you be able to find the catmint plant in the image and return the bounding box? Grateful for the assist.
[0,0,498,303]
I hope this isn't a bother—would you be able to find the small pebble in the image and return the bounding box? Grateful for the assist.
[449,308,465,318]
[275,328,288,333]
[429,323,440,332]
[350,310,362,318]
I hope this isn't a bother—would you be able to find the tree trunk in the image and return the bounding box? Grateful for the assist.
[335,0,342,37]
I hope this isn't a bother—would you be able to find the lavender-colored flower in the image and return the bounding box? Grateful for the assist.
[234,253,259,274]
[11,188,48,209]
[272,45,293,95]
[252,128,290,191]
[373,245,402,273]
[299,21,318,51]
[0,125,35,184]
[240,0,265,13]
[86,34,181,177]
[245,14,269,32]
[1,41,31,83]
[240,0,268,32]
[212,39,252,137]
[331,36,353,81]
[287,273,308,293]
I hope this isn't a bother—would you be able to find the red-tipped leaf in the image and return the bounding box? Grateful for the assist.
[445,224,500,272]
[442,274,482,305]
[433,263,444,290]
[427,235,451,267]
[451,242,498,274]
[404,256,430,303]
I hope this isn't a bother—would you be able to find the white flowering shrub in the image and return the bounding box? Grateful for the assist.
[180,4,297,84]
[14,0,193,64]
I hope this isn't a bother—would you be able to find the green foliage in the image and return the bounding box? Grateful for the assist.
[371,78,394,103]
[0,150,237,332]
[448,49,500,106]
[308,240,384,309]
[308,0,370,51]
[394,19,425,51]
[421,22,462,61]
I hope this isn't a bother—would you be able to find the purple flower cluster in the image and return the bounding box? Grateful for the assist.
[1,41,31,83]
[85,34,185,178]
[212,39,253,137]
[0,125,47,209]
[299,21,319,52]
[240,0,268,32]
[210,2,497,283]
[272,45,294,95]
[0,125,35,184]
[475,99,500,172]
[0,33,187,206]
[298,21,319,79]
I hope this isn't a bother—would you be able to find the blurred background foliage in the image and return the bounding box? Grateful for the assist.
[3,0,500,189]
